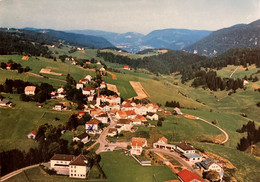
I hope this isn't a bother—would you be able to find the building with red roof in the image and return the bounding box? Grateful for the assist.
[27,131,37,139]
[130,137,147,155]
[177,169,203,182]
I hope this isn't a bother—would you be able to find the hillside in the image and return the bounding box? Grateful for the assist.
[24,28,114,48]
[68,29,211,52]
[184,19,260,56]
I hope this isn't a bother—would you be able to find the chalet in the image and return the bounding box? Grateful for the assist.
[27,131,37,139]
[173,107,183,115]
[146,112,158,120]
[50,154,75,173]
[54,103,64,111]
[85,75,92,81]
[123,66,130,70]
[82,87,95,95]
[197,158,223,177]
[116,119,132,132]
[73,133,89,144]
[24,86,36,95]
[0,98,11,107]
[69,155,90,179]
[95,113,109,124]
[130,137,147,155]
[177,169,203,182]
[107,128,118,137]
[176,142,195,154]
[85,118,101,133]
[76,83,84,90]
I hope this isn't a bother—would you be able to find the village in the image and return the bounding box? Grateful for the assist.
[21,62,226,182]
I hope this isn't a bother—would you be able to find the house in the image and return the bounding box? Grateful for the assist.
[176,142,195,154]
[121,102,135,111]
[36,103,43,108]
[123,66,130,70]
[27,131,37,139]
[107,128,118,137]
[131,118,142,125]
[99,103,110,112]
[125,110,137,119]
[96,61,101,65]
[76,83,84,90]
[135,104,148,115]
[50,154,75,173]
[153,136,175,151]
[54,103,64,111]
[135,115,147,122]
[87,95,94,102]
[115,111,128,119]
[243,79,249,86]
[24,86,36,95]
[109,103,120,111]
[85,118,101,133]
[6,63,11,69]
[69,155,90,179]
[183,153,202,163]
[177,169,203,182]
[0,98,11,107]
[57,87,64,94]
[100,82,106,89]
[82,87,95,95]
[73,133,90,144]
[78,111,85,117]
[95,113,109,124]
[116,119,132,132]
[86,61,91,65]
[85,75,92,81]
[90,108,104,117]
[157,136,168,144]
[197,158,223,176]
[173,107,183,115]
[80,78,88,84]
[146,112,158,120]
[130,137,147,155]
[99,67,105,75]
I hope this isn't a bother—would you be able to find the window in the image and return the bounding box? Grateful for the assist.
[74,170,76,172]
[74,174,76,176]
[71,170,73,172]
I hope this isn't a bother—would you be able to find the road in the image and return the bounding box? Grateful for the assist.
[0,164,40,181]
[149,148,202,178]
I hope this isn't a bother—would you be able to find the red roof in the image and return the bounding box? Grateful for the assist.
[86,118,100,125]
[177,169,203,182]
[6,63,11,67]
[131,137,147,147]
[78,111,85,115]
[123,102,133,107]
[125,110,136,116]
[124,66,129,69]
[28,131,37,136]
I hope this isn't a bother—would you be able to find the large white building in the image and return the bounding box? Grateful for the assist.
[69,155,90,179]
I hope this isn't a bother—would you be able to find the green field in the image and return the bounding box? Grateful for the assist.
[100,151,177,182]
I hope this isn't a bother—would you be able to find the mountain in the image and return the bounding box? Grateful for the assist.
[23,28,114,48]
[183,19,260,56]
[142,29,211,50]
[67,29,211,52]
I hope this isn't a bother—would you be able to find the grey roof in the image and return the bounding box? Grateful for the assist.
[183,153,201,159]
[51,154,75,161]
[74,133,89,140]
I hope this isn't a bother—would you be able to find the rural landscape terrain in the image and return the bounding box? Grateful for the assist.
[0,1,260,182]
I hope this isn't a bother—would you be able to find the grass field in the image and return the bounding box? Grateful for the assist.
[0,94,74,152]
[100,151,177,182]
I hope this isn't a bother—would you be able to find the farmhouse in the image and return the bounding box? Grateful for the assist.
[85,118,101,134]
[24,86,36,95]
[73,133,90,144]
[177,169,203,182]
[27,131,37,139]
[146,112,158,120]
[176,142,195,154]
[0,98,11,107]
[123,65,130,70]
[196,158,224,177]
[69,155,90,179]
[130,137,147,155]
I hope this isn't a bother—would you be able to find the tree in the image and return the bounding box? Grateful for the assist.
[157,120,162,127]
[203,170,220,182]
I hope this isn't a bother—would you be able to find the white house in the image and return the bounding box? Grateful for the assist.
[82,87,95,95]
[135,104,148,115]
[27,131,37,139]
[69,155,90,179]
[173,107,183,115]
[100,82,106,89]
[87,95,94,102]
[76,83,84,90]
[54,103,65,111]
[125,110,137,119]
[24,86,36,95]
[73,133,90,144]
[198,158,223,175]
[85,118,100,134]
[121,102,135,111]
[95,113,109,124]
[176,142,195,154]
[146,112,158,120]
[85,75,92,81]
[130,118,142,125]
[50,154,75,173]
[57,87,64,94]
[130,137,147,155]
[116,119,132,132]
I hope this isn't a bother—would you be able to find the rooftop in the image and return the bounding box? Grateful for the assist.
[51,154,75,161]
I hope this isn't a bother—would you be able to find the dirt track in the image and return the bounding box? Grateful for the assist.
[107,71,117,80]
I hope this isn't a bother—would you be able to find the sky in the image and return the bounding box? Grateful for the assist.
[0,0,259,34]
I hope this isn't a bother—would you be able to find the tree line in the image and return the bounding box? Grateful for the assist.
[0,61,31,73]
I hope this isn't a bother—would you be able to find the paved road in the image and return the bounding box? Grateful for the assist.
[0,164,40,181]
[149,148,202,178]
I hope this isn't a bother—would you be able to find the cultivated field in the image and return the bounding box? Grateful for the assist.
[107,83,120,96]
[129,81,150,99]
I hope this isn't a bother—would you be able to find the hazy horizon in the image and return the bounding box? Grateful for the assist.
[0,0,259,34]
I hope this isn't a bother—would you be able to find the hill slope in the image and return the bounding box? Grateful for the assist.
[184,19,260,56]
